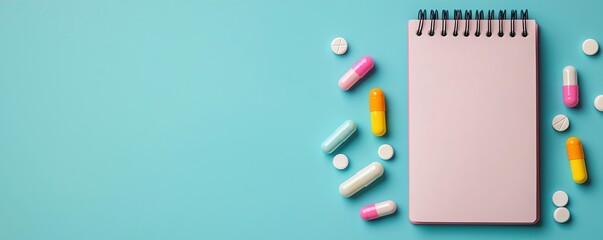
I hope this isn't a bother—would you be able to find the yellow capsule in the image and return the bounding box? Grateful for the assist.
[566,137,588,184]
[369,88,387,136]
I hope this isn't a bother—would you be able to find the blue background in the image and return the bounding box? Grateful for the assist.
[0,0,601,239]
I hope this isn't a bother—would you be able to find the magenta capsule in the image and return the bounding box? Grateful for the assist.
[338,56,374,90]
[563,66,579,107]
[359,200,397,220]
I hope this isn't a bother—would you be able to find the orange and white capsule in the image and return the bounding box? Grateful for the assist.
[566,136,588,184]
[369,88,387,136]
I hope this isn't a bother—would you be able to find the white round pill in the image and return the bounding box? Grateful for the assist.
[552,191,569,207]
[333,153,349,170]
[554,207,571,223]
[583,39,599,55]
[378,144,394,160]
[331,37,348,55]
[595,95,603,111]
[551,114,569,132]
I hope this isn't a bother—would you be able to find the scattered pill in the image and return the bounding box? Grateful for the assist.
[339,162,384,197]
[554,207,571,223]
[552,114,570,132]
[321,120,357,154]
[338,56,374,90]
[369,88,387,136]
[333,154,349,170]
[562,66,579,107]
[566,137,588,184]
[378,144,394,160]
[582,39,599,55]
[360,200,397,220]
[331,37,348,55]
[595,95,603,111]
[552,191,569,207]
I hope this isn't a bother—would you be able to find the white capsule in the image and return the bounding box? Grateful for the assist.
[321,120,357,154]
[339,162,384,197]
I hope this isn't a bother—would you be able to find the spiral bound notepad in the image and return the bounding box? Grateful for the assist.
[408,10,539,224]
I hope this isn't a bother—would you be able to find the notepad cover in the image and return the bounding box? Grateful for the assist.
[407,20,539,224]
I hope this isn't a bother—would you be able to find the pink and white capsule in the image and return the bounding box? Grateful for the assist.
[360,200,397,220]
[563,66,579,107]
[338,56,374,90]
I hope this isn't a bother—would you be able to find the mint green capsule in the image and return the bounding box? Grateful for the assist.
[321,120,357,154]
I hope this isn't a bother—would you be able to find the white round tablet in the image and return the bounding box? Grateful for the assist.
[552,114,569,132]
[333,153,349,170]
[554,207,571,223]
[378,144,394,160]
[583,39,599,55]
[331,37,348,55]
[552,191,569,207]
[595,95,603,111]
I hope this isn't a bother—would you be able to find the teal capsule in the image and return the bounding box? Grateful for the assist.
[321,120,357,154]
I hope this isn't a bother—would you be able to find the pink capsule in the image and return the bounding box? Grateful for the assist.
[338,56,374,90]
[563,66,579,107]
[359,200,397,220]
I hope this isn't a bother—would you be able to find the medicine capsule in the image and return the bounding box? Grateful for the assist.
[338,56,374,90]
[321,120,357,154]
[563,66,579,107]
[369,88,387,136]
[566,136,588,184]
[339,162,384,197]
[360,200,397,220]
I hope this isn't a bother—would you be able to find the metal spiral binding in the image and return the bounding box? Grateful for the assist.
[487,10,494,37]
[453,9,462,36]
[498,10,506,37]
[416,10,426,36]
[475,10,483,37]
[521,10,529,37]
[510,10,517,37]
[441,10,449,36]
[416,9,530,38]
[429,10,438,36]
[463,10,472,36]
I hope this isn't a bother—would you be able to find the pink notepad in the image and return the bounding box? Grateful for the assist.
[407,10,539,224]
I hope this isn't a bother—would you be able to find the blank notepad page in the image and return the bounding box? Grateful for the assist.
[407,17,539,224]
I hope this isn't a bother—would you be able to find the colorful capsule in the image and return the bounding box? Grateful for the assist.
[321,120,357,154]
[360,200,397,220]
[369,88,387,136]
[563,66,579,107]
[339,162,384,197]
[566,137,587,184]
[338,56,374,90]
